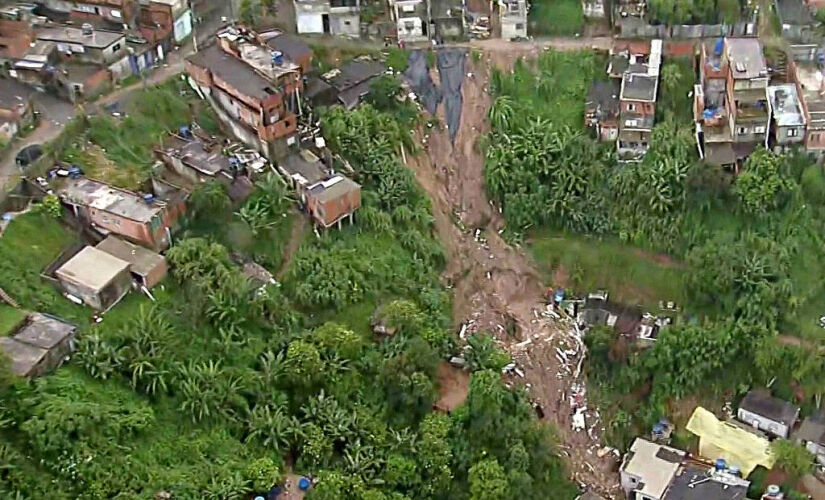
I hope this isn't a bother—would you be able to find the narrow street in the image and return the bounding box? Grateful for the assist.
[406,53,621,497]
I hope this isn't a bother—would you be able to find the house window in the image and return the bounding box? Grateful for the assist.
[641,141,648,148]
[509,2,519,12]
[344,20,351,25]
[111,9,122,18]
[627,103,636,111]
[754,125,766,134]
[404,21,415,31]
[515,23,524,30]
[74,4,99,14]
[788,128,799,137]
[738,127,747,135]
[112,43,121,52]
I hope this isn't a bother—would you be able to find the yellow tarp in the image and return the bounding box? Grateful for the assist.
[685,406,775,476]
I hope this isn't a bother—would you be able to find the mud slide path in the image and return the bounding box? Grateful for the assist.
[406,53,621,497]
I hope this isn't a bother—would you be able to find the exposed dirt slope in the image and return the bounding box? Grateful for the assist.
[406,54,621,497]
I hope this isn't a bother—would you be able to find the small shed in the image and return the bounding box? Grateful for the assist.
[55,246,131,310]
[96,236,168,289]
[305,175,362,228]
[737,388,800,439]
[0,313,76,378]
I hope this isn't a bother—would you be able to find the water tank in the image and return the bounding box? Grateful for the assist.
[178,125,191,138]
[271,50,283,66]
[254,497,265,500]
[143,193,155,205]
[714,458,727,471]
[81,23,93,36]
[652,423,665,435]
[728,465,740,477]
[763,484,784,500]
[298,477,310,491]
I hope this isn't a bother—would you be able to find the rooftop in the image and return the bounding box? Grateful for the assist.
[738,388,799,426]
[793,62,825,127]
[794,411,825,446]
[586,80,620,117]
[56,246,130,291]
[187,44,283,102]
[620,72,658,102]
[161,135,231,176]
[96,236,165,279]
[0,77,33,111]
[0,337,48,377]
[36,25,124,49]
[768,84,805,127]
[322,60,386,91]
[261,31,313,62]
[776,0,815,25]
[58,177,162,223]
[12,313,76,351]
[307,175,360,203]
[725,38,767,80]
[663,465,749,500]
[621,438,685,500]
[279,149,327,185]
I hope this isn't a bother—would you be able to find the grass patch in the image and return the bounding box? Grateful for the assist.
[0,305,26,336]
[528,0,583,36]
[0,212,86,324]
[527,229,687,309]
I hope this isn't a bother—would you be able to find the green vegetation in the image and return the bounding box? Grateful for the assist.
[528,230,687,309]
[0,85,576,498]
[0,212,83,322]
[528,0,583,36]
[0,305,25,336]
[485,49,825,455]
[62,80,217,189]
[648,0,745,24]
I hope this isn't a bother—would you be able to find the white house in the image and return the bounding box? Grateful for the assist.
[737,389,799,439]
[620,438,685,500]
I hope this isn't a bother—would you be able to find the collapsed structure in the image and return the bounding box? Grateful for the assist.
[0,313,76,378]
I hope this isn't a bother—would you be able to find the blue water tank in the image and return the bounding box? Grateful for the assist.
[714,37,724,56]
[267,486,282,499]
[271,51,283,65]
[298,477,311,491]
[715,458,727,471]
[143,193,156,205]
[179,125,191,138]
[652,423,665,435]
[554,288,565,303]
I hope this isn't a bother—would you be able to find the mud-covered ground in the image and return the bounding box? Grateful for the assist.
[405,50,622,497]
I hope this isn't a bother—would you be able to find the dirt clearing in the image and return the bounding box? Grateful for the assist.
[435,361,470,412]
[406,51,621,496]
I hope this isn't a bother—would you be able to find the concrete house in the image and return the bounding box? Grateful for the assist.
[737,388,800,438]
[35,24,128,65]
[0,77,34,143]
[430,0,465,41]
[0,18,34,70]
[695,39,736,167]
[790,59,825,159]
[138,0,193,43]
[96,235,167,289]
[724,38,770,157]
[55,245,132,310]
[186,27,306,157]
[391,0,428,42]
[276,148,362,227]
[37,0,139,27]
[305,174,361,227]
[582,0,606,18]
[586,80,620,142]
[156,133,235,184]
[617,39,661,160]
[294,0,360,37]
[793,411,825,465]
[620,438,685,500]
[767,83,806,153]
[57,177,185,251]
[498,0,527,40]
[309,60,386,109]
[0,313,76,378]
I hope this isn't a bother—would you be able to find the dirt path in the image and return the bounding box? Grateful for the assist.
[276,214,308,280]
[406,55,621,497]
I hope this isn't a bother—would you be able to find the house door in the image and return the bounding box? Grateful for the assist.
[322,14,330,33]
